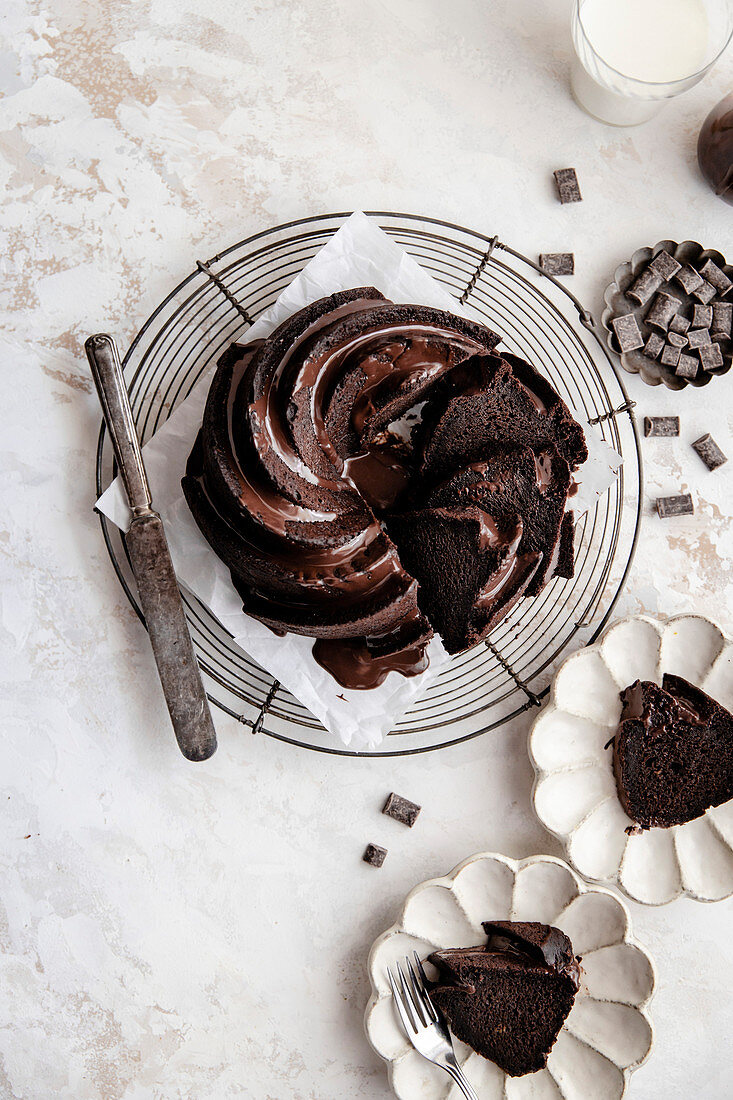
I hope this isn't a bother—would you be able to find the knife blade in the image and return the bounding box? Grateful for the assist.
[86,332,217,761]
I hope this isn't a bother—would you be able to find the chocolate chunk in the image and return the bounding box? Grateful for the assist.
[644,416,680,437]
[676,353,698,378]
[627,267,662,306]
[649,249,682,281]
[687,328,711,349]
[692,433,728,471]
[656,494,694,518]
[611,312,644,352]
[660,344,681,367]
[692,304,713,330]
[643,332,665,360]
[382,792,421,827]
[669,313,691,335]
[699,342,724,371]
[667,331,688,348]
[693,280,717,305]
[699,259,733,297]
[363,842,387,867]
[539,253,574,275]
[553,168,582,203]
[646,292,680,331]
[712,301,732,338]
[674,265,704,295]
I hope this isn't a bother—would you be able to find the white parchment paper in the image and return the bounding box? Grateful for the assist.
[97,211,621,748]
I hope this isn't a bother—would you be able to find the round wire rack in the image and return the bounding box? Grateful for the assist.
[95,211,643,757]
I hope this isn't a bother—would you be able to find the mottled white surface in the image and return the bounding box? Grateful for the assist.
[1,0,732,1097]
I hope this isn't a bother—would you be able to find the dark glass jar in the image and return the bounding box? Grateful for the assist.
[697,93,733,205]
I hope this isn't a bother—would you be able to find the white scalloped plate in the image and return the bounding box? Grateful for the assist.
[530,614,733,905]
[364,853,655,1099]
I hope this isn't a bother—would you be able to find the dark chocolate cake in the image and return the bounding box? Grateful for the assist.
[610,675,733,829]
[429,921,580,1077]
[183,289,586,687]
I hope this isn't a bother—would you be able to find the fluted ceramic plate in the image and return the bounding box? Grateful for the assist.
[530,614,733,905]
[365,852,654,1099]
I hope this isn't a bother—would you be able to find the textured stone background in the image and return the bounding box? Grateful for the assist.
[1,0,732,1097]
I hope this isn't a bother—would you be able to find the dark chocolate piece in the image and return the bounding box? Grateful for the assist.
[646,292,680,331]
[674,265,704,295]
[382,791,421,827]
[692,304,713,330]
[627,267,662,306]
[539,253,574,275]
[660,344,681,367]
[699,259,732,297]
[687,328,711,349]
[669,313,691,335]
[667,331,687,348]
[699,343,724,371]
[643,332,665,360]
[692,433,727,471]
[553,168,582,204]
[649,249,682,281]
[644,416,679,437]
[611,312,644,352]
[676,353,698,378]
[363,842,387,867]
[693,280,717,305]
[656,493,694,518]
[711,301,732,338]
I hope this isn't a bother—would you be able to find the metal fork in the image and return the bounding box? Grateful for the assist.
[387,953,479,1100]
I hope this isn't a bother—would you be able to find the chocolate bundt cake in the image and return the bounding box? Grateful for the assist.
[183,288,586,686]
[429,921,580,1076]
[610,675,733,829]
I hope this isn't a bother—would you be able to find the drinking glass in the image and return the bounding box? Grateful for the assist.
[571,0,733,126]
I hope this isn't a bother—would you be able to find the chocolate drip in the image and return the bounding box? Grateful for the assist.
[312,633,430,690]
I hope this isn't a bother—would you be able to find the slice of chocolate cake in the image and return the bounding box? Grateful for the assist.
[386,506,541,653]
[611,675,733,829]
[419,351,588,478]
[423,444,572,597]
[429,921,580,1077]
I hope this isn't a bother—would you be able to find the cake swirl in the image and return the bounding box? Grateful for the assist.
[183,288,586,689]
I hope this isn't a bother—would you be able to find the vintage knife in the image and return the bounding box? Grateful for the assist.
[86,333,217,761]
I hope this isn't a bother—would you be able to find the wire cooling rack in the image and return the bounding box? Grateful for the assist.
[95,212,643,757]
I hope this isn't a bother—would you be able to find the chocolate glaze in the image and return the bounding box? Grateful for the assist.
[482,921,580,989]
[621,679,705,730]
[312,633,429,690]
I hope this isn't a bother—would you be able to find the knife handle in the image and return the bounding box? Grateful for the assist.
[85,333,152,514]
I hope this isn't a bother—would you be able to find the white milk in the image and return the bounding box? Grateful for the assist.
[571,0,711,125]
[580,0,710,82]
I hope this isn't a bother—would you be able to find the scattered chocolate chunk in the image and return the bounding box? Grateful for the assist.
[693,280,717,305]
[656,493,694,518]
[554,168,582,203]
[667,331,688,348]
[660,343,681,367]
[363,842,387,867]
[699,259,732,297]
[611,312,644,352]
[699,342,724,371]
[644,416,680,437]
[692,304,713,330]
[649,249,682,281]
[674,265,704,295]
[676,353,698,378]
[712,301,733,338]
[687,328,711,349]
[540,252,574,275]
[669,313,691,335]
[646,291,680,331]
[382,792,421,827]
[643,332,665,360]
[627,267,662,306]
[692,433,728,471]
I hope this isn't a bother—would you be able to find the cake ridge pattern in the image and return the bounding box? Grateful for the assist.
[183,289,587,688]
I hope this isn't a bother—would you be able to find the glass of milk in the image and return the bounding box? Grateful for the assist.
[571,0,733,125]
